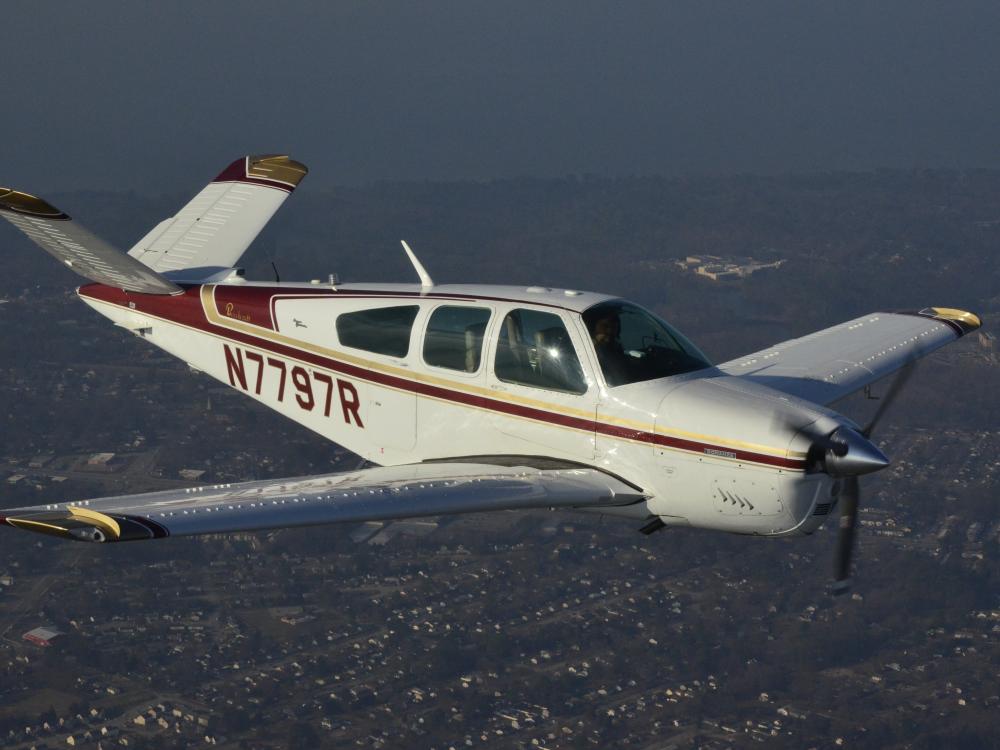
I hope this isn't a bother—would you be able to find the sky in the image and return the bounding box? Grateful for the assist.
[4,1,1000,193]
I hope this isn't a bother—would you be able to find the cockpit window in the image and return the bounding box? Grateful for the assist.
[582,301,711,387]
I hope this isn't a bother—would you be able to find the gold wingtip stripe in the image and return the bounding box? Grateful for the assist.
[5,507,121,540]
[247,155,309,187]
[6,517,74,537]
[928,307,982,332]
[67,506,121,540]
[0,188,69,219]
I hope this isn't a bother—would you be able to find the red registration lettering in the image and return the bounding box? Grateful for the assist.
[245,351,265,395]
[292,366,315,411]
[266,357,287,401]
[313,372,334,417]
[337,379,364,427]
[224,345,248,390]
[223,345,362,428]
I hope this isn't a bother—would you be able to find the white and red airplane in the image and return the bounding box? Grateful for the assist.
[0,155,982,592]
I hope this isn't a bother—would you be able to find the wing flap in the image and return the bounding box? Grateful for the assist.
[0,462,645,544]
[720,309,982,406]
[0,188,182,295]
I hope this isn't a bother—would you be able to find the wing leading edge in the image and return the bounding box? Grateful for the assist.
[720,308,982,406]
[0,462,646,544]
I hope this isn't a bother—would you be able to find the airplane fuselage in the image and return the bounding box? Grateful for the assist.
[78,280,841,538]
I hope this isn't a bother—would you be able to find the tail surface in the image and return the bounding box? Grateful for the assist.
[127,154,307,277]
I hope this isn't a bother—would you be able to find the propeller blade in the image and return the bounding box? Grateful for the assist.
[863,361,917,438]
[832,476,860,595]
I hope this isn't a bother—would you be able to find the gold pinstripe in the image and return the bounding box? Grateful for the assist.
[82,294,801,471]
[200,286,804,460]
[5,507,121,540]
[6,518,73,536]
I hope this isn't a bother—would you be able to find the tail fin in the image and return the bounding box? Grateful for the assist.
[0,188,182,295]
[128,154,307,277]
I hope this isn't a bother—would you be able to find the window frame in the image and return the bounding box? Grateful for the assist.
[333,303,422,360]
[419,303,495,376]
[487,304,593,396]
[580,299,712,388]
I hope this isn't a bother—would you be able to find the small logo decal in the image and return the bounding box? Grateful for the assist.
[704,448,737,459]
[224,302,251,322]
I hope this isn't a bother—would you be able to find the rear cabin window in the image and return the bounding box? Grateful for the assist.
[336,305,420,357]
[423,306,492,372]
[494,309,587,394]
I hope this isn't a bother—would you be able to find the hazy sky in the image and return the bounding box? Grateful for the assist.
[5,1,1000,192]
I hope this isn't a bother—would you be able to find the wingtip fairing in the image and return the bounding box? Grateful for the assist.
[0,188,69,220]
[922,307,982,336]
[213,154,309,192]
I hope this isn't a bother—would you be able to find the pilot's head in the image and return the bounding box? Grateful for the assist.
[591,313,620,346]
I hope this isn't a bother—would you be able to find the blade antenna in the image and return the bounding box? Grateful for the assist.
[401,240,434,289]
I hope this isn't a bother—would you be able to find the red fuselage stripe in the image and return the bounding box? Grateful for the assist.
[80,284,806,471]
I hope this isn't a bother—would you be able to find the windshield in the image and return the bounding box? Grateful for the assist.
[582,301,711,387]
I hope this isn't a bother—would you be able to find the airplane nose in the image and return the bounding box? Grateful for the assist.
[820,427,890,477]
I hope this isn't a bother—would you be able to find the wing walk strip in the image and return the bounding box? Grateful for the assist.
[93,290,805,471]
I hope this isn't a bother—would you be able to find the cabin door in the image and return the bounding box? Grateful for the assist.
[485,306,598,462]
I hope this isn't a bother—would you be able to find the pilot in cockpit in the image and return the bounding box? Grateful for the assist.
[586,309,631,387]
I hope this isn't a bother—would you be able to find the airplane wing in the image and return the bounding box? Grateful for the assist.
[0,461,646,544]
[0,188,182,295]
[719,307,982,406]
[127,155,307,277]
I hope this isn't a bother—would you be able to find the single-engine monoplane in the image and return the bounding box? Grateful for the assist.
[0,155,982,592]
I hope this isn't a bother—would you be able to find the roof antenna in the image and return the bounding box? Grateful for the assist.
[271,261,281,283]
[401,240,434,289]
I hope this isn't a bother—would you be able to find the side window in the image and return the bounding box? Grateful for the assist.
[423,306,492,373]
[336,305,420,357]
[494,309,587,394]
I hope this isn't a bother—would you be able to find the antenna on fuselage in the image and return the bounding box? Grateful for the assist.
[400,240,434,289]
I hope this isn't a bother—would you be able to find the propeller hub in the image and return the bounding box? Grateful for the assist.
[820,427,890,477]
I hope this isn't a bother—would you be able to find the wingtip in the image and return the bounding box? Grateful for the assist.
[0,188,70,220]
[897,307,983,336]
[213,154,308,190]
[926,307,982,335]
